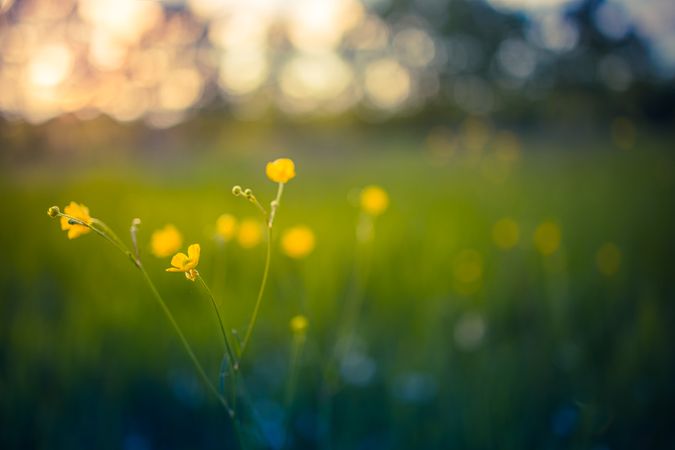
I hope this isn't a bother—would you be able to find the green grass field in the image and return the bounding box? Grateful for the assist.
[1,126,674,449]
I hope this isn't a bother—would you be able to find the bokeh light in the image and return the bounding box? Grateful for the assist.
[596,242,622,276]
[534,221,562,256]
[1,0,673,125]
[492,218,520,250]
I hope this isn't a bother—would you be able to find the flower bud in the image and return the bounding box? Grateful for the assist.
[47,206,60,218]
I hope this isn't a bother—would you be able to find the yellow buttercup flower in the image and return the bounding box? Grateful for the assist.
[266,158,296,184]
[151,224,183,258]
[216,214,238,242]
[453,249,483,284]
[492,217,520,250]
[166,244,201,281]
[237,219,262,248]
[281,226,315,259]
[290,315,308,334]
[60,201,92,239]
[534,221,561,256]
[360,185,389,216]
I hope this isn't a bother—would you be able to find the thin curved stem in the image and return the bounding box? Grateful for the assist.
[268,183,284,228]
[197,275,237,370]
[197,275,239,411]
[90,218,128,252]
[139,267,234,416]
[60,214,129,257]
[249,197,268,218]
[238,226,272,360]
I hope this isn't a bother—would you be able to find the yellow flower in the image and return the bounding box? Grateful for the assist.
[151,224,183,258]
[216,214,238,242]
[237,219,262,248]
[492,217,520,250]
[60,201,92,239]
[290,315,308,334]
[534,221,561,256]
[281,226,315,259]
[453,249,483,284]
[266,158,296,183]
[360,185,389,216]
[166,244,201,281]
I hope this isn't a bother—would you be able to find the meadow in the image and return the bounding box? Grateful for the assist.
[1,124,674,449]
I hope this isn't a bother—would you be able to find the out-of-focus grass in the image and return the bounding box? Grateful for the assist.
[1,131,675,449]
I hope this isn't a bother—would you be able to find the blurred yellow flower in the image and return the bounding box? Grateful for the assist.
[151,224,183,258]
[492,217,520,250]
[166,243,201,281]
[453,249,483,284]
[596,243,621,276]
[281,226,315,259]
[534,221,561,255]
[216,214,237,242]
[237,219,262,248]
[60,201,92,239]
[360,185,389,216]
[266,158,296,183]
[290,314,308,334]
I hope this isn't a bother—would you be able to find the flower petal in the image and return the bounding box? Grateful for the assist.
[186,244,200,269]
[67,225,90,239]
[170,252,188,269]
[266,158,296,183]
[64,201,92,224]
[60,215,71,231]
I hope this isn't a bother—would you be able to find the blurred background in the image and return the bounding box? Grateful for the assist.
[1,0,674,449]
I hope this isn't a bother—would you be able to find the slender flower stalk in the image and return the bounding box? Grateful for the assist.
[238,225,272,360]
[197,275,237,370]
[196,274,239,408]
[268,182,284,229]
[232,158,295,362]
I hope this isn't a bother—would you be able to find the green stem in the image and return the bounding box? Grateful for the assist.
[60,214,130,258]
[238,225,272,360]
[197,275,239,411]
[139,267,234,416]
[91,219,128,254]
[197,275,238,371]
[249,197,268,218]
